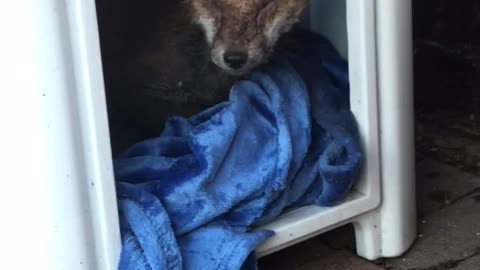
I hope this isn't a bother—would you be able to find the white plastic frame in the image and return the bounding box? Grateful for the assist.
[0,0,415,269]
[1,1,119,269]
[257,0,416,260]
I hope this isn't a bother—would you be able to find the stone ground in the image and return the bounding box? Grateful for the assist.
[258,113,480,269]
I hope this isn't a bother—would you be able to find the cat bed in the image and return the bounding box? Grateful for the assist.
[115,29,362,270]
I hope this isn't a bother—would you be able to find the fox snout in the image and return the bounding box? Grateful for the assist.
[211,46,264,75]
[223,50,249,70]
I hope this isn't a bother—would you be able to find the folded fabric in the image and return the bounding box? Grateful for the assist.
[115,29,362,270]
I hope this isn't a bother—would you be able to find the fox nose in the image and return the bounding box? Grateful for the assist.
[223,50,248,70]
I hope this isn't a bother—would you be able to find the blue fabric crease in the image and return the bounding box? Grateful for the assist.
[115,29,362,270]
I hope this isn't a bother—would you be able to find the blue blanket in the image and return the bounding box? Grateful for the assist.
[115,29,362,270]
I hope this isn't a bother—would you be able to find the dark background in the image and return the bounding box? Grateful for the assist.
[413,0,480,176]
[413,0,480,114]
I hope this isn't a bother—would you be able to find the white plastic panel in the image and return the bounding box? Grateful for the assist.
[0,0,120,269]
[257,192,374,257]
[374,0,416,257]
[352,0,416,259]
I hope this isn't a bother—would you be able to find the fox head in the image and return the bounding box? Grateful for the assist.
[188,0,306,75]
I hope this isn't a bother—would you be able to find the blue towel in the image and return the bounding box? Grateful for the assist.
[115,29,362,270]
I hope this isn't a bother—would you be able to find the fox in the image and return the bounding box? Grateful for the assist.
[190,0,306,74]
[97,0,306,153]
